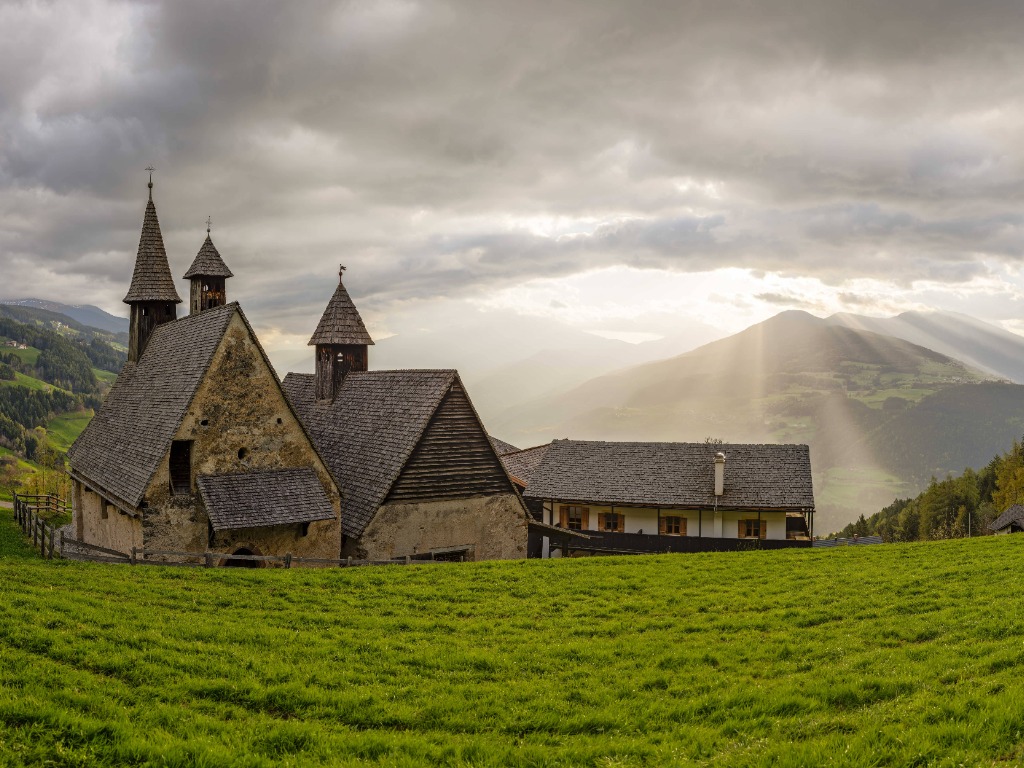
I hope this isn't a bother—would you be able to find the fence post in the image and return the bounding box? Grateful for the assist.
[346,556,352,568]
[40,521,46,558]
[284,553,292,568]
[130,547,137,566]
[405,555,411,565]
[204,552,213,568]
[32,513,38,548]
[47,525,55,559]
[59,529,64,559]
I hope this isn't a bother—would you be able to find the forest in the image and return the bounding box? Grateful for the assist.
[835,438,1024,541]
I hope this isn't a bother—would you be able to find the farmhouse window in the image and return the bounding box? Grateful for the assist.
[739,519,766,539]
[598,512,625,532]
[660,516,686,536]
[559,505,589,530]
[169,440,193,495]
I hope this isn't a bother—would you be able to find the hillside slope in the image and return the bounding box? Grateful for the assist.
[827,309,1024,384]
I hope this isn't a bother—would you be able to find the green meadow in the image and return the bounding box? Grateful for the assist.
[2,520,1024,767]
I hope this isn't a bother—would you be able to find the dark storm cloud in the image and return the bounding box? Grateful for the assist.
[4,0,1024,323]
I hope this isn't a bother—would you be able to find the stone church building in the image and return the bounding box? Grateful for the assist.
[67,178,527,564]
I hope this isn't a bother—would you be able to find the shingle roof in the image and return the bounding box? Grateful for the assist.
[990,504,1024,532]
[282,370,455,537]
[524,441,815,511]
[308,278,374,346]
[197,468,335,531]
[183,234,233,279]
[501,443,551,486]
[124,197,182,304]
[489,436,520,456]
[68,303,239,508]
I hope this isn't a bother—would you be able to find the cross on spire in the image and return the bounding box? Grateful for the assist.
[206,215,212,235]
[145,166,155,200]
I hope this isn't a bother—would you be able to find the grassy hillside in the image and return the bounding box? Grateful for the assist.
[3,523,1024,765]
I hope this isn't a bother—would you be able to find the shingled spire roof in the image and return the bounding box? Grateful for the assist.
[308,268,374,346]
[123,177,182,304]
[184,233,234,279]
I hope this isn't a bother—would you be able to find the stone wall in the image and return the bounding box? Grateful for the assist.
[350,493,528,561]
[73,478,142,554]
[141,311,341,561]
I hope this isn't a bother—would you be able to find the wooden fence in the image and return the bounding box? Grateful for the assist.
[11,493,68,560]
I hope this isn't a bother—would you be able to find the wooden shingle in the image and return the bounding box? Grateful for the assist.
[524,440,815,511]
[197,468,334,531]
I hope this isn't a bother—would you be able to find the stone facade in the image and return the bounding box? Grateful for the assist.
[349,493,528,561]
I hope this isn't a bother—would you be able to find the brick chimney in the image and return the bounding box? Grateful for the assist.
[714,452,726,497]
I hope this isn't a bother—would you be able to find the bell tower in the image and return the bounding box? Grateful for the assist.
[309,266,374,402]
[124,169,182,363]
[184,218,233,315]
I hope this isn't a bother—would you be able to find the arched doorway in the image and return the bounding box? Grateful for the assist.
[223,547,260,568]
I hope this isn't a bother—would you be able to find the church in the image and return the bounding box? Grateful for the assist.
[67,177,529,564]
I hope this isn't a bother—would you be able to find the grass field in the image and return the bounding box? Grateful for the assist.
[45,411,93,454]
[3,522,1024,766]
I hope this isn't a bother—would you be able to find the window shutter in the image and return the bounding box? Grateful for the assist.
[659,516,666,535]
[679,518,687,536]
[739,520,746,538]
[617,514,625,533]
[581,509,590,529]
[597,512,606,531]
[760,521,767,540]
[559,506,568,528]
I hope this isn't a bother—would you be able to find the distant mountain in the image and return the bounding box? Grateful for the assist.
[826,310,1024,384]
[370,307,724,416]
[487,310,1014,533]
[0,299,127,336]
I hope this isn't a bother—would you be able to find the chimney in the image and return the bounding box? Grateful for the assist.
[714,452,726,497]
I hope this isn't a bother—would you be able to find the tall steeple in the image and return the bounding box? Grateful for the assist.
[183,217,233,315]
[124,169,182,363]
[310,266,374,402]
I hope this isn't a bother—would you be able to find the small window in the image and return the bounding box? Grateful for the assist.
[661,516,686,536]
[100,504,109,520]
[739,519,765,539]
[276,417,283,425]
[169,440,193,495]
[300,521,311,537]
[598,512,625,532]
[199,419,209,426]
[559,505,589,530]
[141,307,148,317]
[237,447,248,460]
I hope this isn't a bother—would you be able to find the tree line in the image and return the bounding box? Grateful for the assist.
[837,439,1024,541]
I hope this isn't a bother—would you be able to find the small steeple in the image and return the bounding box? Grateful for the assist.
[125,169,182,362]
[310,266,374,402]
[183,217,233,315]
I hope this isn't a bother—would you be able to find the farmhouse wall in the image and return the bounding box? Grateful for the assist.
[537,500,787,540]
[73,479,142,554]
[210,518,339,565]
[140,313,340,559]
[350,493,528,561]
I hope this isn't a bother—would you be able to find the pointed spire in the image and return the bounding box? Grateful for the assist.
[123,172,182,304]
[308,266,374,346]
[184,231,233,279]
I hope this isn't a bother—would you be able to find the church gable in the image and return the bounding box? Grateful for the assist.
[385,380,516,504]
[146,310,338,508]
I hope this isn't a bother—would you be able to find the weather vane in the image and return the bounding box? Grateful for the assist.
[145,166,155,199]
[206,215,212,234]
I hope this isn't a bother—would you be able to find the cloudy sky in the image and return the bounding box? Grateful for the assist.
[5,0,1024,371]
